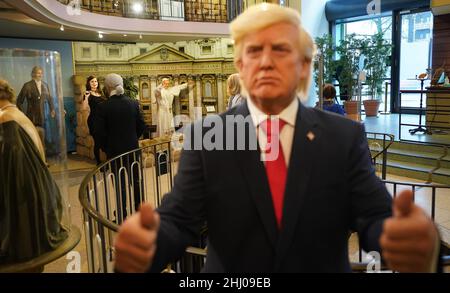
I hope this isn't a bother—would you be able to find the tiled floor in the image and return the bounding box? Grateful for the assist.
[38,154,450,273]
[363,114,450,145]
[44,154,95,273]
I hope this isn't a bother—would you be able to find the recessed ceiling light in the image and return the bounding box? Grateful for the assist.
[139,34,143,39]
[98,32,104,39]
[60,25,65,31]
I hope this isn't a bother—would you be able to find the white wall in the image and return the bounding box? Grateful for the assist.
[301,0,329,38]
[301,0,330,106]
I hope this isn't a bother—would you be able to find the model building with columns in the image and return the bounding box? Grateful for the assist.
[72,38,237,159]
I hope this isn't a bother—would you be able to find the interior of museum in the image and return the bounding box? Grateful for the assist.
[0,0,450,274]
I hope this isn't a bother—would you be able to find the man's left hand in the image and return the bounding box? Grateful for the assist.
[380,190,439,272]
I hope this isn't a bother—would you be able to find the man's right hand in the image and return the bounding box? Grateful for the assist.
[114,203,160,273]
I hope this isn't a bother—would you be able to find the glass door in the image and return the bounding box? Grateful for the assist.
[398,10,433,110]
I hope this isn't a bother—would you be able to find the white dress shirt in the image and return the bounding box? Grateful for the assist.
[246,96,299,167]
[34,79,42,97]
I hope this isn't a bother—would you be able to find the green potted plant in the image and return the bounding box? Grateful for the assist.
[123,76,139,100]
[314,34,336,93]
[362,32,392,116]
[335,34,366,119]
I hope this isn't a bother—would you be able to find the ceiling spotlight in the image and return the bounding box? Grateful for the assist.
[139,34,143,39]
[123,34,127,37]
[60,25,65,31]
[98,32,104,39]
[132,2,144,13]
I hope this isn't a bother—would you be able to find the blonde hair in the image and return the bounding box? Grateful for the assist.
[226,73,241,96]
[0,79,16,103]
[230,3,316,99]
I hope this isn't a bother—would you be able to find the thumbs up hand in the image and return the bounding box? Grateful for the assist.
[380,190,439,272]
[114,203,160,273]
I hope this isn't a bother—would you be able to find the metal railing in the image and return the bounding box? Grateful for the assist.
[352,180,450,272]
[79,139,177,272]
[366,132,395,180]
[79,137,449,273]
[58,0,232,23]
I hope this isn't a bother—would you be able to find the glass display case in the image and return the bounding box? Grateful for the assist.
[0,48,78,271]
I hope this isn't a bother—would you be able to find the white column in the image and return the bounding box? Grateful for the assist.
[217,74,224,113]
[196,74,202,111]
[173,74,180,116]
[188,75,196,121]
[133,75,140,100]
[150,75,158,126]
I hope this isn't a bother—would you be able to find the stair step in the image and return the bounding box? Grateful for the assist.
[367,138,450,183]
[379,159,450,184]
[370,148,450,169]
[388,159,433,172]
[368,139,448,155]
[392,141,447,153]
[388,148,450,162]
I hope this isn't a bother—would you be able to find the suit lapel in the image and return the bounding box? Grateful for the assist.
[232,102,278,248]
[31,80,40,98]
[275,104,320,270]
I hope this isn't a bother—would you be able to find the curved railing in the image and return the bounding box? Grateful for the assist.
[79,136,449,273]
[57,0,230,23]
[79,138,178,272]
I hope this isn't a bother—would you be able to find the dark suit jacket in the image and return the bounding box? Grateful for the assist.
[16,80,54,127]
[87,94,106,139]
[94,94,146,159]
[149,101,393,273]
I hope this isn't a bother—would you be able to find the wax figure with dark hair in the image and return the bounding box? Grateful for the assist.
[94,74,146,221]
[84,75,106,165]
[114,4,440,273]
[0,79,67,264]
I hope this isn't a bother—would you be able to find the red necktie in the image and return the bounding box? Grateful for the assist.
[260,118,287,229]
